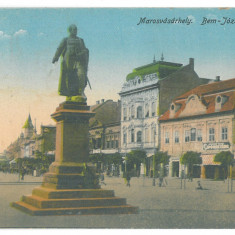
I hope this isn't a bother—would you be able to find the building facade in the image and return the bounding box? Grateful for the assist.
[89,99,121,155]
[119,57,211,175]
[5,114,56,160]
[159,78,235,178]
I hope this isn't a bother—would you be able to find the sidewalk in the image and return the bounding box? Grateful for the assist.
[0,173,234,228]
[0,172,43,184]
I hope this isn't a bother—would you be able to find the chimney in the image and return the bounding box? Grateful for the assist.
[101,99,105,103]
[215,76,220,82]
[96,100,100,104]
[189,58,194,69]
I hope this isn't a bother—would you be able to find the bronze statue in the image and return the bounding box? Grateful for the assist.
[52,24,90,102]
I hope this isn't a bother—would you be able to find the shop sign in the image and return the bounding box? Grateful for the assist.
[203,142,230,150]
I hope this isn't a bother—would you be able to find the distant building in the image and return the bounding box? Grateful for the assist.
[89,99,121,154]
[119,57,211,175]
[5,114,56,160]
[159,77,235,178]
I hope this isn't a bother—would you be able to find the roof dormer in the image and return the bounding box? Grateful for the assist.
[215,95,228,112]
[169,102,181,118]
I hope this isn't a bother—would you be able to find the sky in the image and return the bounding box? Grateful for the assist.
[1,7,235,152]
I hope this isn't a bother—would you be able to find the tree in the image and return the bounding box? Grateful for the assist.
[180,151,202,179]
[126,150,147,176]
[152,151,170,177]
[214,151,233,179]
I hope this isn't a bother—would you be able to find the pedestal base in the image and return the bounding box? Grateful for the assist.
[11,187,138,216]
[11,101,138,216]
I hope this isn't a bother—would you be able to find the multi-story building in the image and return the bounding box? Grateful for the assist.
[159,77,235,178]
[5,114,56,160]
[119,57,211,174]
[89,99,121,154]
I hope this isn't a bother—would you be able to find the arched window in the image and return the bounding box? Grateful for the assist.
[131,105,135,119]
[145,103,149,117]
[145,128,149,143]
[152,102,156,116]
[151,126,156,143]
[131,129,135,143]
[137,106,143,119]
[123,108,127,121]
[123,133,127,144]
[137,131,142,143]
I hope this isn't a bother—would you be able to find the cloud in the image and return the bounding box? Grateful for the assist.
[0,31,11,39]
[187,15,196,23]
[14,29,27,37]
[38,32,45,37]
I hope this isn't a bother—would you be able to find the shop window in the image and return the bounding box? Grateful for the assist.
[209,128,215,142]
[221,127,228,140]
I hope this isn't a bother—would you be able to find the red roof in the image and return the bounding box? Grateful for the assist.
[159,78,235,121]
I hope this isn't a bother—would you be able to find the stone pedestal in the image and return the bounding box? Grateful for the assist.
[11,101,138,215]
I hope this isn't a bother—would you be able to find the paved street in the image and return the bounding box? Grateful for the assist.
[0,172,234,228]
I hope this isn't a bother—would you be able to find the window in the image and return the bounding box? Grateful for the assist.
[123,133,127,144]
[190,128,196,141]
[111,140,114,148]
[152,102,156,116]
[115,140,119,148]
[151,127,156,143]
[209,128,215,142]
[131,129,135,143]
[123,108,127,121]
[131,105,135,119]
[185,130,190,142]
[107,141,110,148]
[221,127,228,140]
[165,131,169,144]
[145,128,149,143]
[145,103,149,117]
[175,130,179,143]
[137,131,142,143]
[197,129,202,141]
[137,106,143,119]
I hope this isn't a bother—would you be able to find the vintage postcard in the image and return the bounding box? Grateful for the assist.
[0,5,235,229]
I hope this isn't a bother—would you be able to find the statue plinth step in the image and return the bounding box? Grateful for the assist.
[11,201,138,216]
[21,195,127,209]
[32,187,115,199]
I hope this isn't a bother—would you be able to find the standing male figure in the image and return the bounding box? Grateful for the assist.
[52,24,89,102]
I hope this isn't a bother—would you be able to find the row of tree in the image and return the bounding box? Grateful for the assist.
[89,150,234,180]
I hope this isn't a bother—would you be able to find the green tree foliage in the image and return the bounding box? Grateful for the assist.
[153,151,170,166]
[214,151,233,166]
[180,151,202,178]
[126,149,147,165]
[214,151,234,179]
[180,151,202,165]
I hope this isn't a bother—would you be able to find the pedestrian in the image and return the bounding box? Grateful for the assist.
[21,167,26,180]
[99,173,106,186]
[126,171,131,187]
[196,180,203,190]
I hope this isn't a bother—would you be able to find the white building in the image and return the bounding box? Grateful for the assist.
[119,57,211,175]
